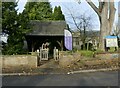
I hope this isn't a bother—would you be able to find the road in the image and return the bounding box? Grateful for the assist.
[2,71,119,86]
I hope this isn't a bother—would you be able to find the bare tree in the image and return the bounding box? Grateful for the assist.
[65,7,94,50]
[78,15,92,50]
[85,0,116,51]
[76,0,116,51]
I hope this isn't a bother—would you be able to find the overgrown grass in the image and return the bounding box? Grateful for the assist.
[64,50,93,57]
[78,50,94,57]
[109,47,116,52]
[95,47,118,54]
[95,49,103,53]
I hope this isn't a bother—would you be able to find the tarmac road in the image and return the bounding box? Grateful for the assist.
[2,71,119,86]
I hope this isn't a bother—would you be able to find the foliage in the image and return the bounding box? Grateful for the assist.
[52,6,65,20]
[18,11,31,34]
[23,1,52,20]
[20,1,53,38]
[2,2,25,55]
[2,2,18,34]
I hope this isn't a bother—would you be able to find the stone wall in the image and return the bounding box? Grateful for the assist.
[2,55,38,69]
[59,51,81,68]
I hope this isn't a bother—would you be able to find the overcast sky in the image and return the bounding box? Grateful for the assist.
[16,0,119,31]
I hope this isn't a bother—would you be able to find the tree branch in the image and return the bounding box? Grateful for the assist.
[65,6,82,33]
[86,0,101,17]
[98,0,103,12]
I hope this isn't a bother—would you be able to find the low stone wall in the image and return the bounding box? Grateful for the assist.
[95,53,119,59]
[2,55,38,69]
[59,51,81,68]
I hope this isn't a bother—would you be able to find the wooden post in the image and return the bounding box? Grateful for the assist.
[37,49,39,56]
[32,42,34,53]
[54,47,56,60]
[47,49,48,60]
[54,47,59,61]
[37,49,40,66]
[40,47,42,61]
[61,39,63,51]
[87,43,89,51]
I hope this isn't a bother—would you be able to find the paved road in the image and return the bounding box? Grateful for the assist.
[2,71,119,86]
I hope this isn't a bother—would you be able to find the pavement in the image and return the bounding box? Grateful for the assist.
[1,59,119,76]
[1,68,119,76]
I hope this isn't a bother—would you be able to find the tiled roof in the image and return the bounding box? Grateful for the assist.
[27,20,67,36]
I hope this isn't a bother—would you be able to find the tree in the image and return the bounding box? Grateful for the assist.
[52,6,65,20]
[85,0,116,51]
[66,7,93,50]
[23,1,52,20]
[76,0,116,51]
[2,1,24,55]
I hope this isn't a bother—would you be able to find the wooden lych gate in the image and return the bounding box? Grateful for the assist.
[40,47,49,60]
[37,43,49,61]
[37,44,59,62]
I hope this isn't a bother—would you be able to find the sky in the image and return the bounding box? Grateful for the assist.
[16,0,119,31]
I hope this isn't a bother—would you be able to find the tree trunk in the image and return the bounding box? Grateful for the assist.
[99,2,108,51]
[86,1,116,51]
[99,2,116,51]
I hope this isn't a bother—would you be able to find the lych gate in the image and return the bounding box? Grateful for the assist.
[40,46,49,61]
[25,20,67,59]
[37,46,59,61]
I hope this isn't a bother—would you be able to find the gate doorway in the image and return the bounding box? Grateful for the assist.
[37,43,59,62]
[47,40,61,59]
[37,39,61,59]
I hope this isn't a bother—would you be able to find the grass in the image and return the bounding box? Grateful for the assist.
[95,47,118,54]
[63,50,94,58]
[95,49,104,53]
[78,50,94,57]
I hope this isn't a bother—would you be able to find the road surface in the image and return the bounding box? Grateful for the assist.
[2,71,119,86]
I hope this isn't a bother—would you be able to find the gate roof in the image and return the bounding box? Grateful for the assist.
[26,20,67,36]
